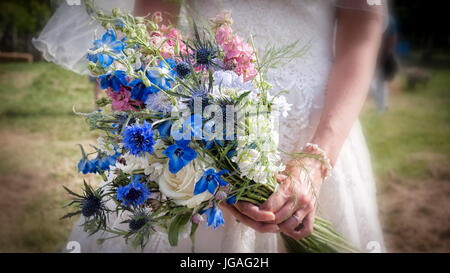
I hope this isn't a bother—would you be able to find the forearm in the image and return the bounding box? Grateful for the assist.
[133,0,181,24]
[310,9,383,166]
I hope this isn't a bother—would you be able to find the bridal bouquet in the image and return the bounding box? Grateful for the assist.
[63,0,357,253]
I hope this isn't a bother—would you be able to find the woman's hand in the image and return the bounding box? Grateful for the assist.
[219,201,280,233]
[260,157,324,240]
[220,156,324,238]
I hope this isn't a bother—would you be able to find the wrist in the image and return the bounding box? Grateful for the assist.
[301,143,333,182]
[309,132,338,167]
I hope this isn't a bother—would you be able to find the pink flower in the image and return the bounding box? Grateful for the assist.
[106,87,143,111]
[154,25,187,57]
[153,11,163,24]
[216,25,232,45]
[218,32,257,81]
[210,10,257,81]
[210,9,233,30]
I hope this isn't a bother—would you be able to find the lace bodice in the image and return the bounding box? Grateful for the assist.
[183,0,335,155]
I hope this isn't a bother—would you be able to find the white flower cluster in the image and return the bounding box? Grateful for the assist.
[114,151,165,180]
[145,91,173,115]
[232,99,285,185]
[211,70,256,98]
[269,94,292,118]
[97,136,117,156]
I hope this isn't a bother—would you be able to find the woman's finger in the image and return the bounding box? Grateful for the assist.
[273,200,296,224]
[282,212,315,240]
[260,181,293,213]
[278,209,309,232]
[275,174,288,182]
[234,201,276,222]
[220,203,280,233]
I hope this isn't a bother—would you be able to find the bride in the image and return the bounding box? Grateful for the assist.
[35,0,387,253]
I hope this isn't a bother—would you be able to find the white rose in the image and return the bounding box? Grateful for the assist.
[158,159,212,208]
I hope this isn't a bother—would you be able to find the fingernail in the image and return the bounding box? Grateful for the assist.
[265,211,275,220]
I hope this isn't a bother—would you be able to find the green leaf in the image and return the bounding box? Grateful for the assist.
[60,211,82,220]
[208,70,214,91]
[235,91,251,105]
[62,186,84,199]
[168,212,192,246]
[163,89,191,98]
[189,223,199,252]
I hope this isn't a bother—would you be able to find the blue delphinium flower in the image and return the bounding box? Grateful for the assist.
[162,140,197,173]
[93,152,118,172]
[99,70,128,92]
[128,78,151,102]
[128,71,157,102]
[146,59,177,92]
[200,204,224,229]
[194,169,229,195]
[202,119,226,149]
[226,194,237,205]
[122,122,156,157]
[87,30,126,68]
[156,120,172,139]
[116,179,150,207]
[77,145,96,174]
[78,156,96,174]
[172,113,203,142]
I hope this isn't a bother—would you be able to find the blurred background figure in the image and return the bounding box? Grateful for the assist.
[370,14,399,112]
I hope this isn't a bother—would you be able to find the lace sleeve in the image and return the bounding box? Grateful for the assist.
[334,0,389,30]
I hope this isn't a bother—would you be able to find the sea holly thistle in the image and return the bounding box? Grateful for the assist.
[122,208,156,249]
[61,181,109,235]
[188,22,221,71]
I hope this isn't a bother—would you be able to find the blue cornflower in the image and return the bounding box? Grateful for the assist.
[116,180,150,207]
[87,30,126,68]
[146,59,177,92]
[200,204,225,229]
[99,70,128,92]
[162,140,197,173]
[194,169,229,195]
[122,122,156,157]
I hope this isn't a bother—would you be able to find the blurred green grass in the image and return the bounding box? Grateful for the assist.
[0,62,100,252]
[0,62,448,252]
[361,69,450,182]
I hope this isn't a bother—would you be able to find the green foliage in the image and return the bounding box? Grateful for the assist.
[168,211,192,246]
[361,69,450,180]
[0,0,55,35]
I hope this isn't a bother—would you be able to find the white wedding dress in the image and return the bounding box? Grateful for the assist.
[47,0,386,253]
